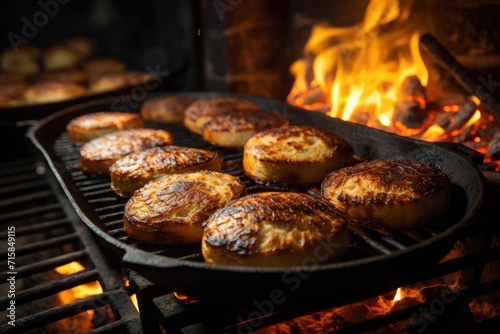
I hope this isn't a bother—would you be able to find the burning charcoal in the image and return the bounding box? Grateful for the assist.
[398,75,426,104]
[435,111,452,128]
[426,94,466,111]
[488,130,500,160]
[302,86,327,104]
[393,101,428,129]
[445,99,478,131]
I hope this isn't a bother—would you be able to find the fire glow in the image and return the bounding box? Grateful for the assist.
[287,0,499,168]
[54,261,103,313]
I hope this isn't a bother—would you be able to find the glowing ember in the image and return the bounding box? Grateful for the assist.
[54,262,103,314]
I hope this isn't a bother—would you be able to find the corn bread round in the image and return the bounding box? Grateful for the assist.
[66,112,144,143]
[79,128,174,175]
[321,159,452,231]
[23,82,87,104]
[243,125,354,186]
[110,146,223,196]
[43,45,81,71]
[202,109,289,148]
[183,97,260,135]
[124,171,246,245]
[141,95,196,124]
[202,192,350,267]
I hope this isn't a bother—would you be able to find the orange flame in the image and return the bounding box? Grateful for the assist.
[55,262,103,314]
[287,0,499,169]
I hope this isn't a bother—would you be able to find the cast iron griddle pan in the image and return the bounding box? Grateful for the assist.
[28,92,486,304]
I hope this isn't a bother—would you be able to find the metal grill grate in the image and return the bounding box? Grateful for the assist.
[0,158,142,334]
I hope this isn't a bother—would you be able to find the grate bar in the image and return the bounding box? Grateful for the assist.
[2,250,88,280]
[0,202,62,222]
[0,269,99,309]
[0,189,55,207]
[2,217,70,237]
[13,232,80,257]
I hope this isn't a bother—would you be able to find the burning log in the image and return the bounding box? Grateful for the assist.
[488,131,500,160]
[393,101,427,129]
[397,75,426,105]
[445,98,478,131]
[393,75,428,129]
[420,33,500,120]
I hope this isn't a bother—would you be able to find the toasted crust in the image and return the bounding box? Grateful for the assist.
[84,57,126,74]
[243,125,354,186]
[1,45,40,76]
[202,192,350,267]
[79,128,174,175]
[183,97,260,134]
[88,71,152,93]
[23,82,87,104]
[321,159,452,231]
[37,69,87,85]
[43,45,81,71]
[124,171,246,245]
[110,146,224,196]
[141,95,196,124]
[67,112,144,143]
[202,109,289,148]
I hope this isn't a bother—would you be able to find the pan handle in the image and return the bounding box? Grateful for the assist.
[434,142,484,165]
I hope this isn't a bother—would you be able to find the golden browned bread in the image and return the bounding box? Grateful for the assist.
[66,112,144,143]
[0,78,27,106]
[23,82,87,104]
[0,45,40,76]
[202,109,289,148]
[183,97,260,135]
[88,71,152,93]
[43,45,81,71]
[243,125,354,186]
[79,128,174,175]
[36,68,88,85]
[124,171,246,245]
[63,36,98,59]
[141,95,196,124]
[202,192,350,267]
[110,146,223,196]
[321,159,452,231]
[83,57,126,75]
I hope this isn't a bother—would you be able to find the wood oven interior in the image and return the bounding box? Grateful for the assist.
[1,0,500,333]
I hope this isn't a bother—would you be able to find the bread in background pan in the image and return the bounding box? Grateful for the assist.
[202,109,289,148]
[141,95,196,124]
[183,97,260,135]
[79,128,174,175]
[124,171,246,245]
[110,146,223,196]
[243,125,354,186]
[66,111,144,143]
[43,45,81,71]
[321,159,452,231]
[202,191,350,267]
[0,45,40,76]
[23,82,87,104]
